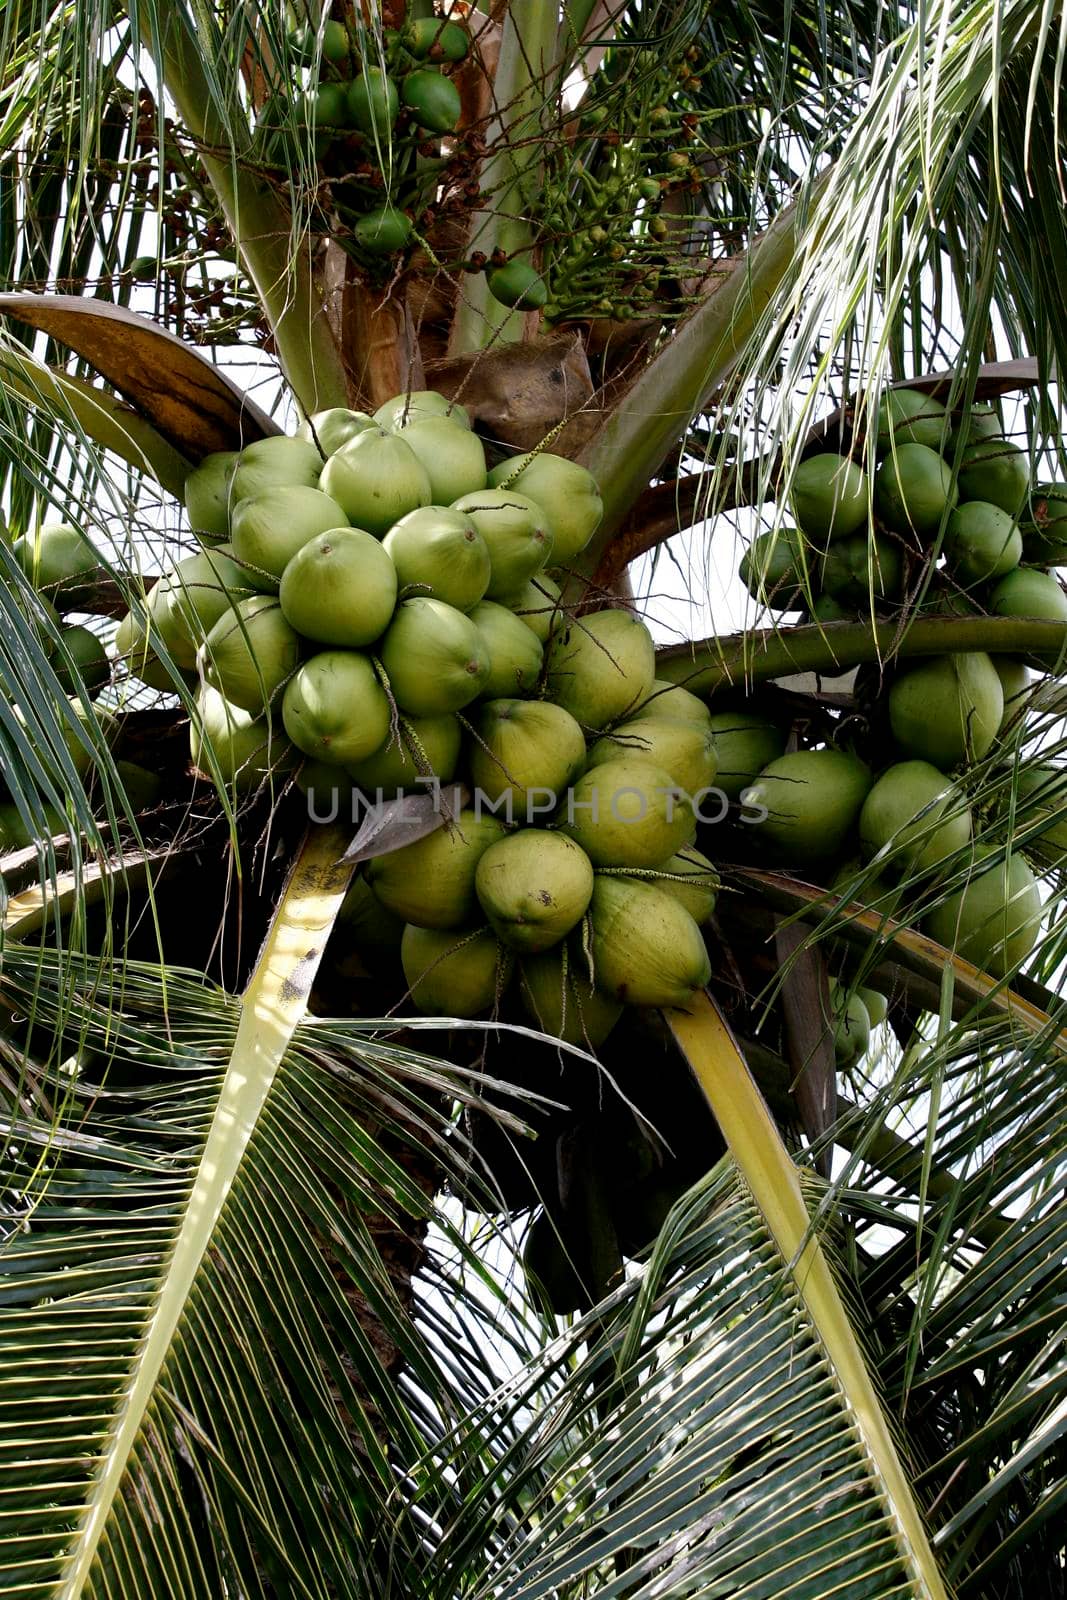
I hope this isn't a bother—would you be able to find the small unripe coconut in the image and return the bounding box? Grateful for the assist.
[706,711,787,800]
[1012,765,1067,867]
[875,443,956,536]
[993,657,1031,728]
[405,17,469,61]
[989,568,1067,622]
[788,453,868,541]
[631,679,712,730]
[367,809,506,928]
[944,501,1022,586]
[346,67,399,135]
[475,830,594,952]
[587,876,710,1008]
[337,875,405,963]
[375,390,470,430]
[200,595,301,713]
[745,748,872,862]
[587,717,716,796]
[229,436,323,503]
[958,438,1029,517]
[319,427,432,536]
[451,489,553,600]
[53,626,110,696]
[184,451,237,539]
[859,760,972,877]
[858,985,889,1026]
[544,609,655,731]
[14,693,115,781]
[508,574,562,642]
[924,847,1042,977]
[13,523,98,588]
[874,388,947,452]
[353,205,413,256]
[347,714,461,795]
[888,654,1002,769]
[829,981,871,1066]
[487,453,603,563]
[230,486,350,588]
[562,756,695,869]
[154,547,255,667]
[383,506,490,612]
[297,759,358,816]
[379,597,489,715]
[518,948,622,1048]
[392,416,486,504]
[297,408,374,455]
[820,532,904,607]
[402,925,510,1017]
[739,527,811,608]
[278,527,397,648]
[644,846,719,923]
[190,686,293,792]
[281,650,391,765]
[401,68,462,133]
[468,600,543,697]
[467,699,587,822]
[114,601,179,691]
[486,260,546,311]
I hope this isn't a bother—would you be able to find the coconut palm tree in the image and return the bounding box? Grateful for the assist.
[1,2,1065,1596]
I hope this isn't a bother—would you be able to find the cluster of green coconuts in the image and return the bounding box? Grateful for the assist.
[112,389,728,1045]
[728,387,1067,1060]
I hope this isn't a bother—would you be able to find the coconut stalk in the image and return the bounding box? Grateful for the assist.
[447,4,564,355]
[655,615,1067,696]
[133,4,348,416]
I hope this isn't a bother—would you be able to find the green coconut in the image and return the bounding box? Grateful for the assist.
[13,522,98,588]
[739,527,811,609]
[518,948,622,1049]
[53,626,110,696]
[874,388,948,452]
[402,924,508,1017]
[337,874,406,961]
[297,408,374,456]
[391,416,486,505]
[230,486,350,588]
[944,500,1023,586]
[958,438,1029,517]
[888,653,1002,769]
[1012,765,1067,867]
[993,657,1031,728]
[9,586,60,650]
[631,679,712,730]
[367,809,506,928]
[587,875,710,1008]
[190,685,293,791]
[383,506,490,612]
[509,575,563,642]
[544,609,655,732]
[319,427,432,536]
[281,650,391,765]
[405,17,469,60]
[347,714,461,795]
[858,984,889,1026]
[0,800,66,851]
[112,760,163,813]
[924,846,1042,977]
[278,527,398,648]
[450,489,553,600]
[297,759,358,817]
[467,699,587,823]
[401,68,462,133]
[875,442,956,535]
[200,595,301,713]
[522,1210,591,1317]
[475,830,594,953]
[379,598,490,715]
[375,390,470,430]
[745,747,872,862]
[788,454,868,542]
[587,717,716,796]
[829,981,871,1066]
[229,436,323,503]
[949,403,1005,452]
[562,756,695,869]
[468,600,544,698]
[706,711,787,800]
[989,568,1067,622]
[858,760,972,877]
[487,453,603,564]
[810,593,851,621]
[645,845,719,923]
[486,261,546,311]
[153,546,255,667]
[347,66,400,134]
[183,451,237,539]
[353,205,413,256]
[819,532,904,608]
[1020,484,1067,566]
[113,602,178,691]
